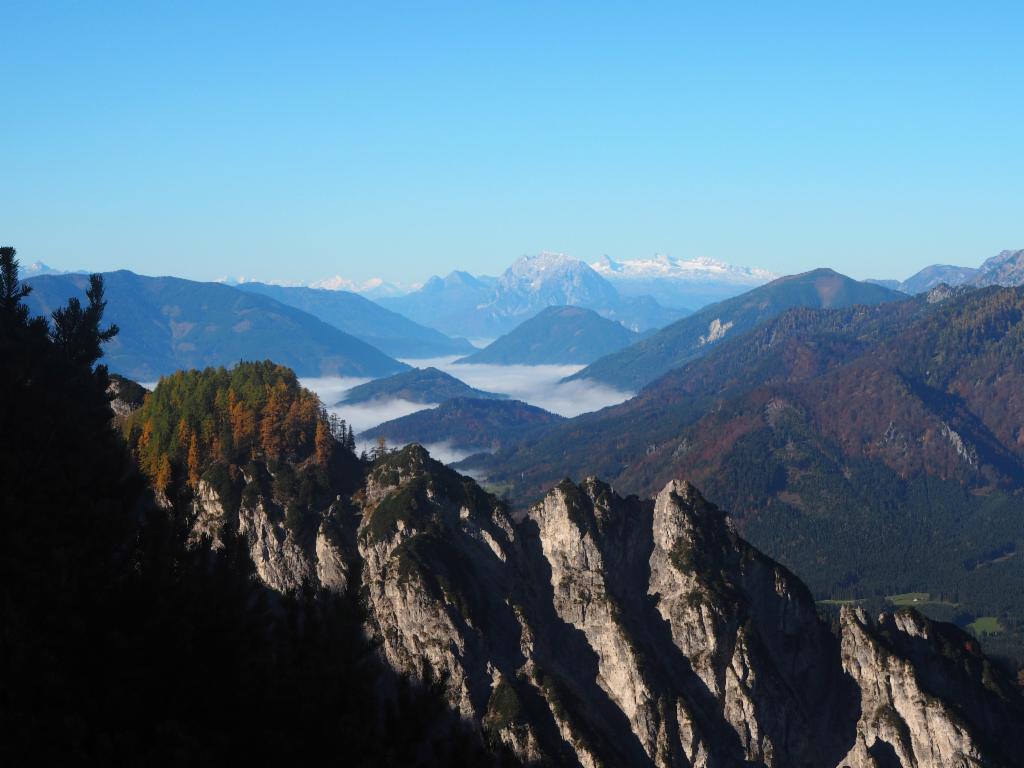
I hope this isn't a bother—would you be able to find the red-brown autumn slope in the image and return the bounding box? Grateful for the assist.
[470,286,1024,658]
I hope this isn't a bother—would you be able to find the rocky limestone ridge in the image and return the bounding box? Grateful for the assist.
[188,465,353,594]
[192,444,1024,766]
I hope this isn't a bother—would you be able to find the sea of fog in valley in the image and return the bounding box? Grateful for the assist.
[402,356,633,417]
[299,357,633,464]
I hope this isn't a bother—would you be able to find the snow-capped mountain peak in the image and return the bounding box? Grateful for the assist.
[591,254,776,284]
[305,275,416,297]
[496,253,618,305]
[502,252,586,285]
[23,261,63,277]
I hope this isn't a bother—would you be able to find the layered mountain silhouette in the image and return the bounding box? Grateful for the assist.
[456,305,640,365]
[25,271,410,380]
[567,268,902,391]
[381,253,686,338]
[870,248,1024,294]
[235,281,475,358]
[337,366,505,405]
[362,397,564,454]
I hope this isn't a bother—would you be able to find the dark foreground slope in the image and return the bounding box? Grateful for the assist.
[0,252,510,766]
[473,285,1024,662]
[568,268,903,390]
[26,271,409,380]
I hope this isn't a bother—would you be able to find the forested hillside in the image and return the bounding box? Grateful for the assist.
[475,285,1024,663]
[567,268,903,390]
[362,397,565,454]
[235,281,476,358]
[25,270,409,380]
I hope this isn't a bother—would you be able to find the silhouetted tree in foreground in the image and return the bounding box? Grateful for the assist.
[0,247,517,767]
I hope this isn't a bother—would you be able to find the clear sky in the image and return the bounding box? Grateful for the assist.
[2,2,1021,285]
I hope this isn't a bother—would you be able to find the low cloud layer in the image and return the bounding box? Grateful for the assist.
[301,361,633,465]
[300,376,439,433]
[400,356,633,417]
[300,376,373,407]
[352,437,480,466]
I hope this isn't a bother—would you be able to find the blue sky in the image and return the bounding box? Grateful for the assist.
[2,2,1021,284]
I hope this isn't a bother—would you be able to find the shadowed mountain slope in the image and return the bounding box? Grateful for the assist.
[362,397,565,453]
[567,268,904,390]
[235,281,475,358]
[26,271,409,381]
[457,305,639,365]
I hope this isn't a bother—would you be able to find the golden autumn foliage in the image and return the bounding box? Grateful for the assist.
[126,361,332,488]
[187,433,201,487]
[315,419,332,467]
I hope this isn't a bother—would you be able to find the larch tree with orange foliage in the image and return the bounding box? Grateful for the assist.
[187,433,201,487]
[315,420,332,466]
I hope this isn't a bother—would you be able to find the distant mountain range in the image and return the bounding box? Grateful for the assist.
[25,271,409,381]
[234,282,474,359]
[305,274,411,298]
[456,305,639,365]
[567,267,902,391]
[868,265,979,295]
[336,367,504,405]
[379,253,687,338]
[361,397,564,453]
[870,248,1024,294]
[377,270,495,338]
[591,254,776,309]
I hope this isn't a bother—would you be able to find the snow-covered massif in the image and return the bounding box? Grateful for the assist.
[591,254,776,309]
[380,253,686,337]
[307,274,413,298]
[217,252,775,315]
[593,254,774,283]
[22,261,78,277]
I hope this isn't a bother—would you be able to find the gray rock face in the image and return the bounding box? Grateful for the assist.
[969,249,1024,288]
[839,607,985,768]
[192,445,1024,766]
[188,475,349,594]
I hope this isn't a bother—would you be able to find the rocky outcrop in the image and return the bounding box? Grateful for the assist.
[187,474,350,594]
[838,607,1024,768]
[195,444,1024,766]
[106,373,147,424]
